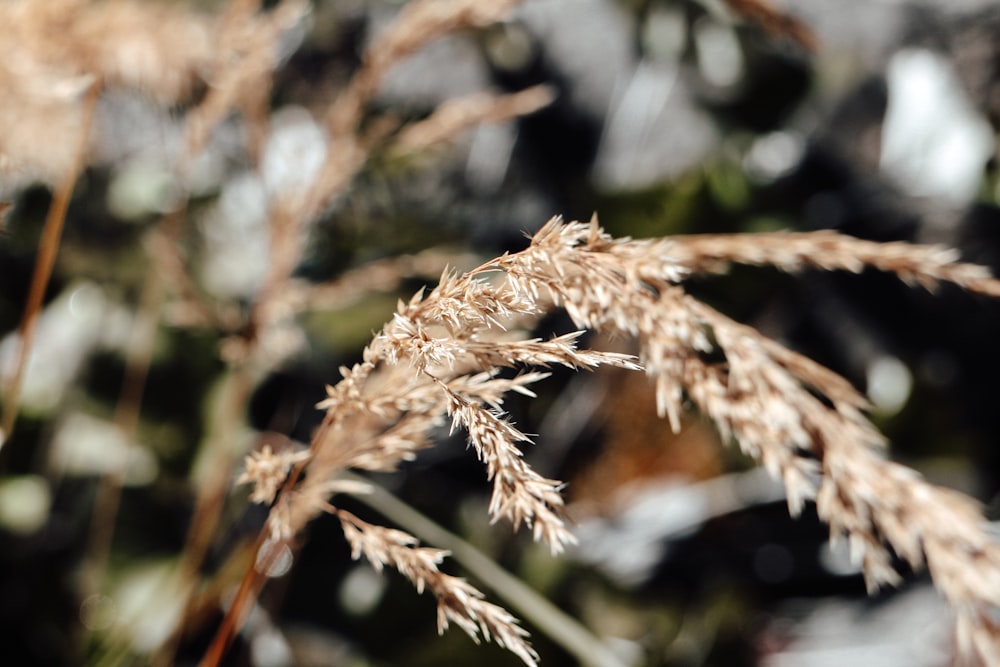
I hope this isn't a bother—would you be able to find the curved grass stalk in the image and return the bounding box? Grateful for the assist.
[344,472,634,667]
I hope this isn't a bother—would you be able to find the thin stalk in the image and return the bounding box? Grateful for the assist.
[195,527,271,667]
[81,236,167,603]
[153,363,258,667]
[1,81,100,451]
[345,473,634,667]
[196,412,337,667]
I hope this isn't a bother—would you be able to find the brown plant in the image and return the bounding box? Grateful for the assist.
[235,216,1000,665]
[2,1,1000,666]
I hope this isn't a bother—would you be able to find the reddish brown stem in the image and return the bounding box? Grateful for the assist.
[154,364,256,667]
[1,82,100,451]
[197,412,335,667]
[196,528,270,667]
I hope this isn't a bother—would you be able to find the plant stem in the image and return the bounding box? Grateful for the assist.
[1,81,100,452]
[345,472,635,667]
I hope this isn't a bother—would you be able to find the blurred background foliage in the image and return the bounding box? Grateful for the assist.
[3,0,1000,665]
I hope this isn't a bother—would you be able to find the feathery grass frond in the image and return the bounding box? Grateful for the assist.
[670,230,1000,295]
[337,509,540,667]
[476,216,1000,664]
[241,215,1000,664]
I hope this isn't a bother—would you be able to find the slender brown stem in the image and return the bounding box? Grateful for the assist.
[152,363,256,667]
[196,527,270,667]
[1,82,100,451]
[197,412,335,667]
[81,238,167,599]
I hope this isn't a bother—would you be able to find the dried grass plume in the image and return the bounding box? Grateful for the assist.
[239,216,1000,665]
